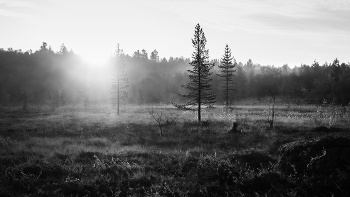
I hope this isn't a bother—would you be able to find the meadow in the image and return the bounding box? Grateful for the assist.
[0,102,349,196]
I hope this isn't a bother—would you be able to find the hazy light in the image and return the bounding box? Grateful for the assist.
[0,0,349,66]
[75,41,114,67]
[79,51,110,66]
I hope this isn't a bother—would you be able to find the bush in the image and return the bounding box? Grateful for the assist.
[277,136,350,196]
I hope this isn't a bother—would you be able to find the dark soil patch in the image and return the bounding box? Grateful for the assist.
[312,126,343,133]
[75,151,104,163]
[233,151,276,171]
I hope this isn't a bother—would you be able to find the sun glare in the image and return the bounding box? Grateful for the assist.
[80,51,110,67]
[74,40,115,68]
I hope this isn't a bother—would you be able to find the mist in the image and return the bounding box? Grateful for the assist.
[1,42,350,108]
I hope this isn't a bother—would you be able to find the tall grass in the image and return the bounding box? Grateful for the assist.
[0,104,349,196]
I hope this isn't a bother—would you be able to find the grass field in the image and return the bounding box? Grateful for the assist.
[0,103,349,196]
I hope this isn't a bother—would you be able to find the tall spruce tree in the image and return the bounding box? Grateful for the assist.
[218,44,236,106]
[179,23,216,122]
[111,44,128,115]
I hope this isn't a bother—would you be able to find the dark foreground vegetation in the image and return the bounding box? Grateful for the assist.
[1,104,349,196]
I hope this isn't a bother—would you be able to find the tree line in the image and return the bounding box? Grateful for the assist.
[1,26,350,111]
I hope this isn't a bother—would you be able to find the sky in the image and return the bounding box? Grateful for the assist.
[1,0,350,67]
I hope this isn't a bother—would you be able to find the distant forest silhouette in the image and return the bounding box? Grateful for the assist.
[1,43,350,107]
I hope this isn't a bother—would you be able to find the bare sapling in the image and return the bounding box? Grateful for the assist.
[79,89,89,109]
[50,90,60,112]
[148,106,165,136]
[267,95,276,129]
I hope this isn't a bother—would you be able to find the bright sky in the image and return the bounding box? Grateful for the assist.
[1,0,350,66]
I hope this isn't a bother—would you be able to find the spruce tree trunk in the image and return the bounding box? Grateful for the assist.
[117,59,120,115]
[197,38,201,122]
[198,62,201,122]
[117,82,120,115]
[226,77,229,107]
[198,98,201,122]
[271,95,276,128]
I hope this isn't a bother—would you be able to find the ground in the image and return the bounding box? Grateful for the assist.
[0,103,349,196]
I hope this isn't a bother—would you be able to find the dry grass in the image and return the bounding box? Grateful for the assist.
[1,103,349,155]
[0,103,349,196]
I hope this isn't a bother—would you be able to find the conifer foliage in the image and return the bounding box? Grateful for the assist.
[111,44,128,115]
[179,23,216,122]
[218,44,236,106]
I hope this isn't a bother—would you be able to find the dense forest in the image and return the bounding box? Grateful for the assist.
[1,42,350,107]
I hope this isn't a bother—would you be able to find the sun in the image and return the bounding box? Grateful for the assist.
[79,50,111,67]
[73,40,115,68]
[77,48,114,92]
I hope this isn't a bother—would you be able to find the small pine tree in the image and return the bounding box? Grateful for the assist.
[179,23,216,122]
[50,90,60,111]
[79,81,89,108]
[111,44,128,114]
[22,89,28,112]
[217,44,236,107]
